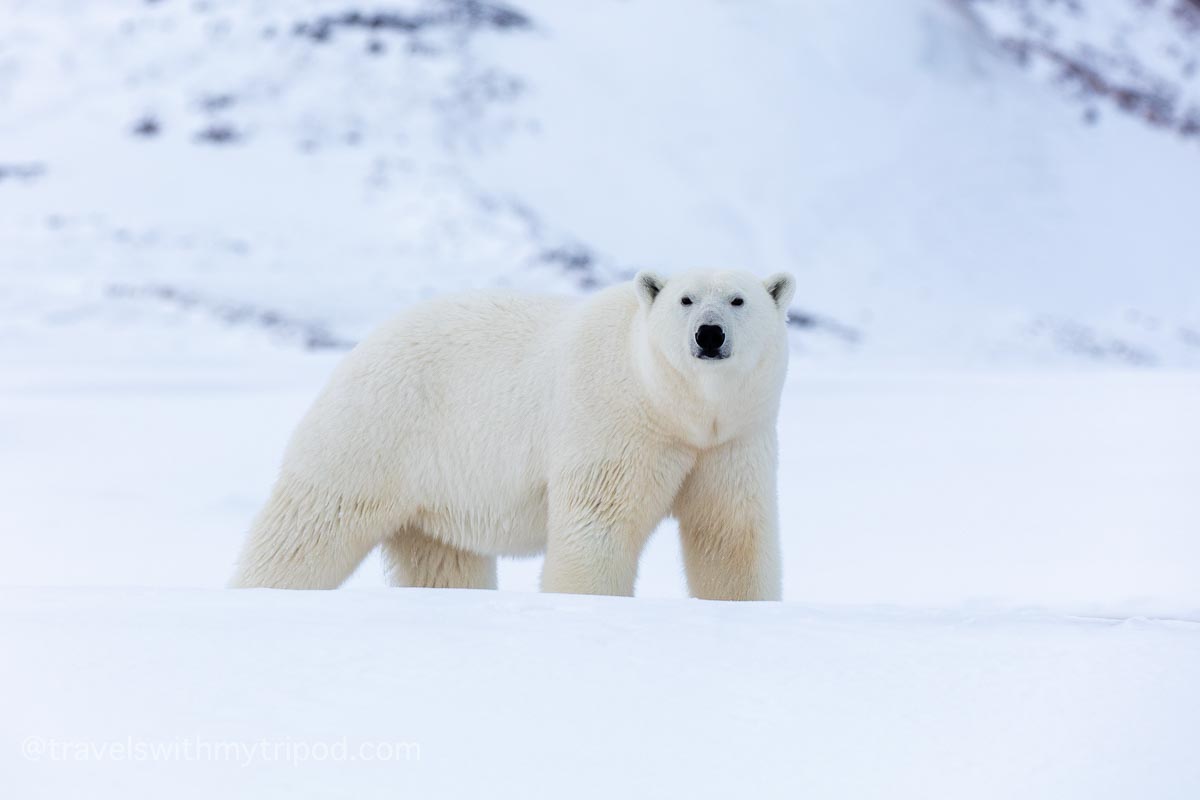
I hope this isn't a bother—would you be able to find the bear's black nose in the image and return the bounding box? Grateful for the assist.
[695,324,725,354]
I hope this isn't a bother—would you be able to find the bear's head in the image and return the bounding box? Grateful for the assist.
[633,269,795,375]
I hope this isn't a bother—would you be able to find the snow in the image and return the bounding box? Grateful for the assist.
[3,356,1198,796]
[2,0,1199,796]
[964,0,1200,129]
[4,588,1200,798]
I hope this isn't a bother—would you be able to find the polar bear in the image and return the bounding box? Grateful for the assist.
[231,269,794,600]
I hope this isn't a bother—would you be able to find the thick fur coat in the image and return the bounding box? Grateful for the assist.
[231,269,794,599]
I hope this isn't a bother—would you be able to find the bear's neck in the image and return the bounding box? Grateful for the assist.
[636,341,778,450]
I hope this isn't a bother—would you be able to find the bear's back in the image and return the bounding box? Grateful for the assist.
[283,290,587,497]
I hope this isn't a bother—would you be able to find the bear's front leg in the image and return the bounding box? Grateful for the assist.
[673,431,782,601]
[542,451,693,596]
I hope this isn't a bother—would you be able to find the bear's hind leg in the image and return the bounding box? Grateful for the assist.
[383,527,497,590]
[230,480,389,589]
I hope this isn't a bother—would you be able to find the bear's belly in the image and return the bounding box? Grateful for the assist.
[413,485,549,558]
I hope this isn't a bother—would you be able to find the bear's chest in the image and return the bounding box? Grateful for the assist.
[676,409,748,450]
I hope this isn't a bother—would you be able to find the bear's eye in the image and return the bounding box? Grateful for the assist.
[731,297,744,307]
[680,297,693,307]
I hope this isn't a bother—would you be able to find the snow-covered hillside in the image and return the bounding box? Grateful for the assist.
[2,0,1198,365]
[2,1,1199,797]
[961,0,1200,139]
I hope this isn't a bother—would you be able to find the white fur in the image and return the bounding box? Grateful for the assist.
[231,269,795,599]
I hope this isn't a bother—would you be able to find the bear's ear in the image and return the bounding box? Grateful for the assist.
[634,271,665,309]
[763,272,796,311]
